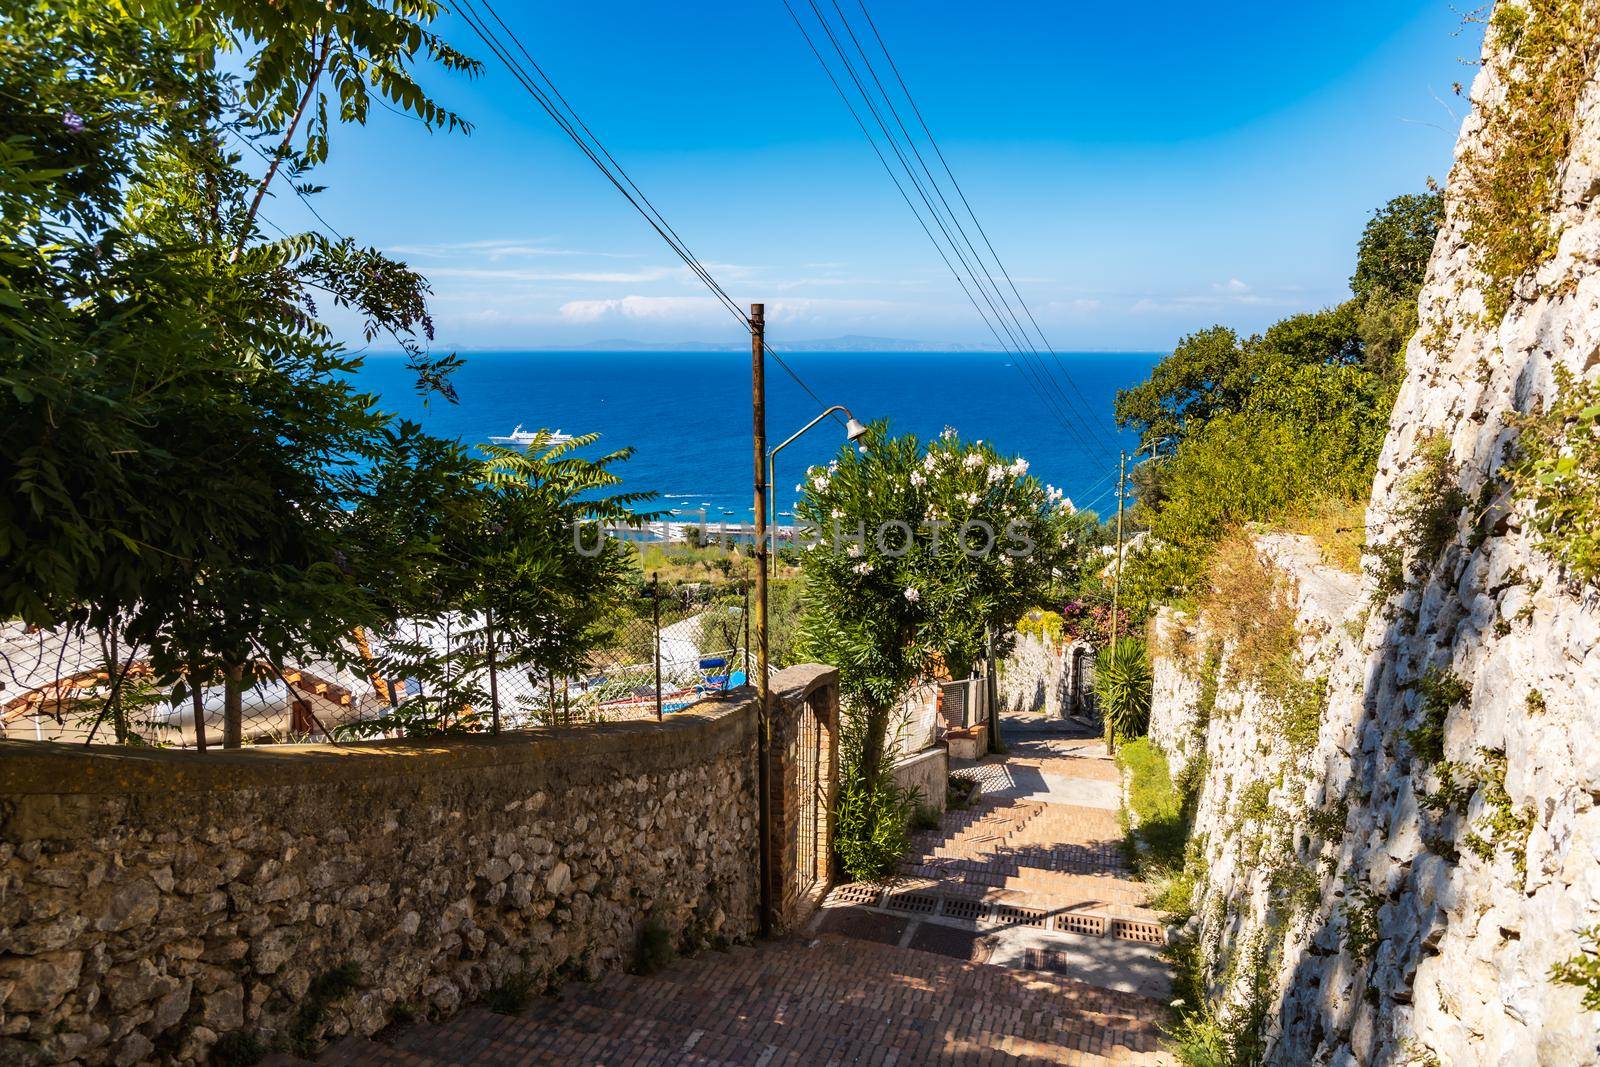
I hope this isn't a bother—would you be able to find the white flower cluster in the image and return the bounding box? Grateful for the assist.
[853,561,874,575]
[903,586,920,602]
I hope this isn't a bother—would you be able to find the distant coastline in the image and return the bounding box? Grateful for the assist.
[362,337,1163,355]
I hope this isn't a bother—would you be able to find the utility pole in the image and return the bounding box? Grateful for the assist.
[1110,450,1127,647]
[751,303,772,938]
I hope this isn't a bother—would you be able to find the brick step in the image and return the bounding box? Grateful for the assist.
[906,839,1132,881]
[548,935,1167,1053]
[395,1005,764,1067]
[542,964,1157,1067]
[318,1034,460,1065]
[402,1002,803,1067]
[831,880,1166,941]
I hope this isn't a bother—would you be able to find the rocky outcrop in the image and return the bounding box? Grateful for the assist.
[1147,4,1600,1063]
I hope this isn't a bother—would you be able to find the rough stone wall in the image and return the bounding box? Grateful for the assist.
[998,633,1095,719]
[998,632,1065,714]
[0,699,763,1066]
[1147,7,1600,1063]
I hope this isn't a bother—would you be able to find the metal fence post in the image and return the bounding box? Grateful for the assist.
[487,605,501,735]
[652,573,663,721]
[742,576,751,682]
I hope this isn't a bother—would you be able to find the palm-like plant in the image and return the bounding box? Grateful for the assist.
[1094,637,1152,749]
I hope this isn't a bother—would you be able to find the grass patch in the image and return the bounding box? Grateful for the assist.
[1198,533,1298,693]
[1284,498,1366,573]
[1117,737,1191,875]
[633,917,676,975]
[485,970,538,1015]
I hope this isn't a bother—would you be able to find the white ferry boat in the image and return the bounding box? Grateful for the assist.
[489,425,573,447]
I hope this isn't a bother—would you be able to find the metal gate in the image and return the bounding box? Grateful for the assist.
[796,693,824,892]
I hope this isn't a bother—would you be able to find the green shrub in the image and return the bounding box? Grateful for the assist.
[634,917,676,975]
[1095,637,1153,745]
[1117,737,1190,876]
[1343,880,1383,964]
[1371,436,1467,603]
[485,970,538,1014]
[1551,926,1600,1011]
[290,963,362,1055]
[834,770,917,881]
[1462,748,1536,878]
[1509,366,1600,586]
[1404,667,1469,767]
[1458,0,1600,322]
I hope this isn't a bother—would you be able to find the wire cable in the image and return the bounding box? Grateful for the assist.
[850,0,1124,449]
[455,0,840,420]
[782,0,1111,462]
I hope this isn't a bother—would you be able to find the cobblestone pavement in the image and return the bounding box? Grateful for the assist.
[281,713,1174,1065]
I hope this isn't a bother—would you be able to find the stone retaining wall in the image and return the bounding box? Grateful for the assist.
[0,687,797,1065]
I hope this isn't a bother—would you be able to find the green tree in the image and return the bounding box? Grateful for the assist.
[1,1,480,744]
[1351,191,1443,301]
[795,424,1081,819]
[1110,192,1437,611]
[343,433,654,736]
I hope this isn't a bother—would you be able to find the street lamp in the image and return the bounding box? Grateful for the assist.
[766,405,867,534]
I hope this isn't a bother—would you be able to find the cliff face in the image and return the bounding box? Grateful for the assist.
[1149,5,1600,1064]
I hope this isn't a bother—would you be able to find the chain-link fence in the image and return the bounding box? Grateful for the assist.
[0,579,753,748]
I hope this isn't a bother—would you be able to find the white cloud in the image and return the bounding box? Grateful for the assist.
[386,238,635,260]
[422,265,680,284]
[558,296,725,323]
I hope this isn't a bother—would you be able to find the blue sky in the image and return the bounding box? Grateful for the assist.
[285,1,1486,351]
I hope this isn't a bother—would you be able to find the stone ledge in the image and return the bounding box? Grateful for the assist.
[769,663,839,710]
[0,689,757,797]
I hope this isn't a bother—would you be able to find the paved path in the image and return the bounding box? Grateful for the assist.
[284,712,1174,1065]
[814,713,1173,1011]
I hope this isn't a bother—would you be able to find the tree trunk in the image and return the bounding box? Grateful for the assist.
[859,701,892,789]
[223,663,244,748]
[191,668,208,753]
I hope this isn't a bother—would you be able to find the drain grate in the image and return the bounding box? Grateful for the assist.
[1021,947,1072,975]
[939,897,989,921]
[886,891,939,915]
[1051,912,1109,937]
[830,883,884,907]
[1110,919,1166,944]
[990,903,1049,929]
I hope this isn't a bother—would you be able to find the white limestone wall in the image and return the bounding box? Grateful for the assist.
[1148,6,1600,1062]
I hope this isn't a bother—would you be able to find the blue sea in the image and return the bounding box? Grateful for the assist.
[353,351,1159,522]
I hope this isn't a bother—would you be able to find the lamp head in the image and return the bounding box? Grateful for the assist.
[844,417,869,442]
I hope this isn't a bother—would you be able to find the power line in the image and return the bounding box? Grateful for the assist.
[453,0,840,419]
[820,0,1108,450]
[782,0,1120,467]
[778,0,1086,450]
[850,0,1124,448]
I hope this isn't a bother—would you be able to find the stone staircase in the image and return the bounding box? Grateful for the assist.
[289,933,1167,1065]
[281,720,1175,1065]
